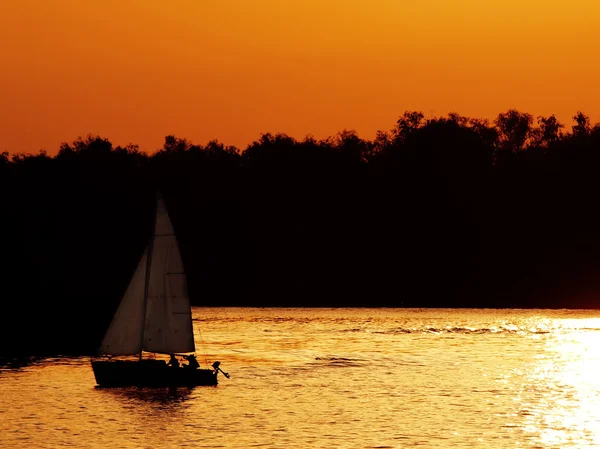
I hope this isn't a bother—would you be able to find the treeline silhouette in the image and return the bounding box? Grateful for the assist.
[2,109,600,356]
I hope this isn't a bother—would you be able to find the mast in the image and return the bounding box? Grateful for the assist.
[139,190,157,361]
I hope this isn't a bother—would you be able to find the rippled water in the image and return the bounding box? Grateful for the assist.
[2,307,600,448]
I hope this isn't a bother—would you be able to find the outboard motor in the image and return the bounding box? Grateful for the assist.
[212,361,230,379]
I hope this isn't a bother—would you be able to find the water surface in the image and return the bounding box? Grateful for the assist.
[1,307,600,448]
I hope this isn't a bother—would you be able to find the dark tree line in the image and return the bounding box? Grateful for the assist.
[2,109,600,356]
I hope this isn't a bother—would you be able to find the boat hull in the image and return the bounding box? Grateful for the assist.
[91,359,218,387]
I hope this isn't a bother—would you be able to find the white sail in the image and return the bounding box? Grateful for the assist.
[98,246,149,356]
[142,194,196,354]
[98,192,195,357]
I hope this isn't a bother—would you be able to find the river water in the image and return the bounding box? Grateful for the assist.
[1,307,600,448]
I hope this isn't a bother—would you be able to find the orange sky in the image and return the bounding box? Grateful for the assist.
[1,0,599,154]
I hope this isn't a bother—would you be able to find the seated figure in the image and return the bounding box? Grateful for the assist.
[167,353,180,368]
[182,354,199,369]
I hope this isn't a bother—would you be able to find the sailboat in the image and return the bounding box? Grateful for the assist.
[91,192,229,387]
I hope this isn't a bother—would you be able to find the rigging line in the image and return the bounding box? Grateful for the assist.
[196,322,210,366]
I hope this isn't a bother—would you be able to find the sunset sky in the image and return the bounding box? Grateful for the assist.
[1,0,599,154]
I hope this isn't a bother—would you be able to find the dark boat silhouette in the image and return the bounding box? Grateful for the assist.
[91,192,229,387]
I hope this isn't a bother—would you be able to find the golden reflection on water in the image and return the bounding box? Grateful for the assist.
[2,308,600,449]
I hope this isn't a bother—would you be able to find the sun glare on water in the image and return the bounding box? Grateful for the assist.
[520,318,600,447]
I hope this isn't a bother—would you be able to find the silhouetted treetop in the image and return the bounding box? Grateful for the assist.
[494,109,534,153]
[535,115,564,147]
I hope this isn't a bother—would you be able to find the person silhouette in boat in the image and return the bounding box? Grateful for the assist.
[167,353,180,368]
[182,354,199,370]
